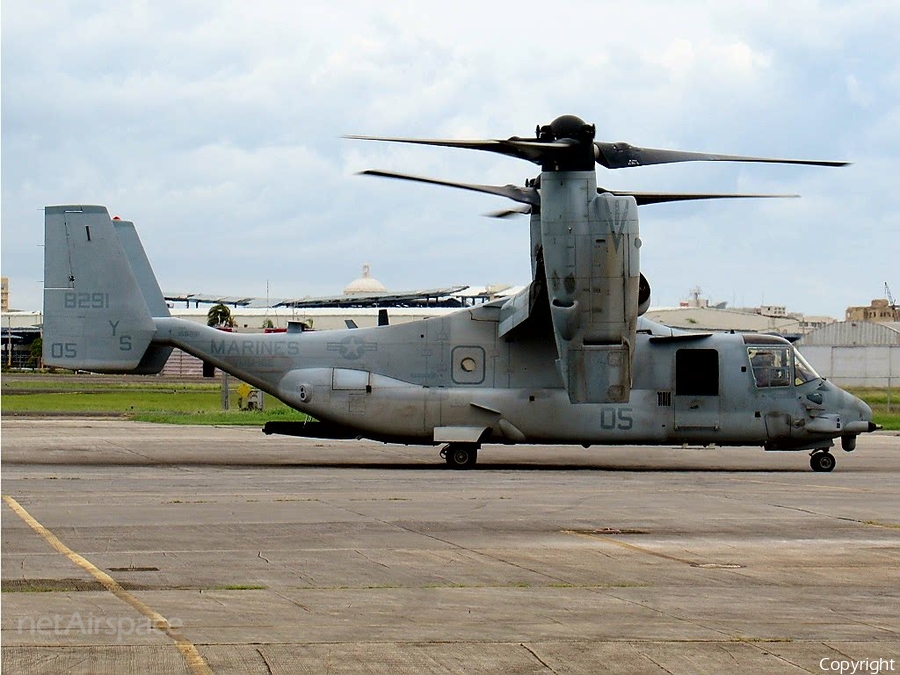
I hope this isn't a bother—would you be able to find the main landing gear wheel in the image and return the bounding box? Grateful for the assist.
[441,443,478,469]
[810,450,836,473]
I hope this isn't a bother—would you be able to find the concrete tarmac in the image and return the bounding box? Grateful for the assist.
[2,419,898,674]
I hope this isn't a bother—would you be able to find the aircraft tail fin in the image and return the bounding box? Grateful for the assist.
[43,205,169,373]
[112,218,171,319]
[111,218,174,373]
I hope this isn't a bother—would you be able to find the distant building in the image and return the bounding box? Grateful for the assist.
[797,321,900,389]
[1,302,42,369]
[658,289,834,336]
[845,298,900,323]
[759,305,786,318]
[343,263,386,295]
[1,280,41,367]
[678,286,727,310]
[644,307,803,334]
[797,315,835,332]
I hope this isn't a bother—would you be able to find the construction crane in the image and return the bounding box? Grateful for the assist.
[886,282,897,308]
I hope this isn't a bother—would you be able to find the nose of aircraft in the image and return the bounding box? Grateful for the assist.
[845,389,873,421]
[840,390,878,436]
[845,393,872,422]
[856,395,873,422]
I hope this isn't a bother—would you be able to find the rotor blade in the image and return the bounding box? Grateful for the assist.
[360,168,800,212]
[484,206,533,218]
[483,192,798,214]
[358,169,541,206]
[347,135,506,152]
[594,142,850,169]
[347,135,576,165]
[601,189,801,206]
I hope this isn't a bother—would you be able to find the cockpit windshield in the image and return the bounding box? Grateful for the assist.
[793,348,820,385]
[747,346,821,388]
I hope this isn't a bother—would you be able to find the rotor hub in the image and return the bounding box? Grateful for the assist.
[537,115,595,142]
[533,115,597,171]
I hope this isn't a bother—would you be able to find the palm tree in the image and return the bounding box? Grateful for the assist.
[207,303,235,328]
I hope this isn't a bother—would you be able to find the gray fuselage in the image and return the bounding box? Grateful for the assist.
[152,303,870,451]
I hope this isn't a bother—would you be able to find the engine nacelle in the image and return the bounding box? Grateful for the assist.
[541,172,640,403]
[638,273,651,316]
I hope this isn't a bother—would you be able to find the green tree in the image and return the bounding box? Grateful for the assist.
[207,304,235,328]
[28,337,43,368]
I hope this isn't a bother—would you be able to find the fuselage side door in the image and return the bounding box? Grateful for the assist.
[673,348,721,433]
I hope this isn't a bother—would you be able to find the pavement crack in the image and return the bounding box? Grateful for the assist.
[745,643,816,673]
[823,643,855,660]
[825,612,899,637]
[716,643,739,663]
[272,590,312,613]
[599,589,732,640]
[258,551,271,564]
[466,548,571,585]
[208,596,228,610]
[763,501,897,531]
[640,652,676,675]
[256,647,275,675]
[105,440,154,463]
[354,549,390,568]
[520,643,559,674]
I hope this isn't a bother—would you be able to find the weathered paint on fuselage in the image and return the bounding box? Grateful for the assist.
[153,298,870,451]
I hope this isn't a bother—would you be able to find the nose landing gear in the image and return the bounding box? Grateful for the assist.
[440,443,479,469]
[809,449,836,472]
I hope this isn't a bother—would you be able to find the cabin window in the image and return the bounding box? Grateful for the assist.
[451,346,485,385]
[675,349,719,396]
[747,347,791,388]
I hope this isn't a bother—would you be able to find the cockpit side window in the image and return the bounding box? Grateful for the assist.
[793,348,820,385]
[748,347,791,388]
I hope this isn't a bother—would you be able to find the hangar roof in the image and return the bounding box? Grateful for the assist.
[797,321,900,346]
[643,307,802,334]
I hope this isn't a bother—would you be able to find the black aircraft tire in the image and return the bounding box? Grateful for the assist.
[446,444,478,469]
[810,452,836,473]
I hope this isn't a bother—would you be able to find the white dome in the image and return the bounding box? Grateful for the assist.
[344,263,386,295]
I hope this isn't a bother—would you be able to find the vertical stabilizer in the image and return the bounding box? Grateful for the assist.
[43,205,159,372]
[113,218,174,372]
[113,219,170,318]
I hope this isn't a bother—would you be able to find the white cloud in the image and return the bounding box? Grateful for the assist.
[2,0,898,317]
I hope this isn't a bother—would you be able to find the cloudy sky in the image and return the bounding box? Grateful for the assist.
[3,1,898,317]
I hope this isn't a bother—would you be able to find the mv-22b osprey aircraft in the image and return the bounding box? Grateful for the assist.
[43,115,878,471]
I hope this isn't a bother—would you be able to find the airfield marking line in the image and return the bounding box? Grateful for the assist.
[2,495,214,675]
